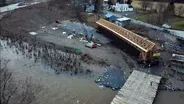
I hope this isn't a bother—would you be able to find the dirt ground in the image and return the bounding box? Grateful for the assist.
[1,1,184,104]
[0,0,77,33]
[0,0,134,73]
[0,1,134,104]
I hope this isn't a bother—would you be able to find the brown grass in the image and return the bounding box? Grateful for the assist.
[79,12,99,28]
[0,1,78,34]
[132,1,184,17]
[130,1,184,30]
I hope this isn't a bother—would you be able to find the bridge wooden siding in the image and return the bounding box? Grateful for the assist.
[96,19,156,61]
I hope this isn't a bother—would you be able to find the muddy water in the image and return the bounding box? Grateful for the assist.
[2,39,184,104]
[0,39,117,104]
[154,91,184,104]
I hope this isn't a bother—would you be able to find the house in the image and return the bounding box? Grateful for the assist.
[104,0,108,4]
[108,0,129,4]
[115,17,131,27]
[104,13,117,22]
[113,3,133,12]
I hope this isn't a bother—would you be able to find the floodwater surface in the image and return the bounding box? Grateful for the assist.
[154,91,184,104]
[0,39,117,104]
[1,39,184,104]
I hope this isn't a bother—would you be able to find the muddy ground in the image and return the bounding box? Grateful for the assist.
[0,0,77,33]
[0,1,184,104]
[0,0,134,74]
[0,19,132,104]
[0,1,133,104]
[0,40,117,104]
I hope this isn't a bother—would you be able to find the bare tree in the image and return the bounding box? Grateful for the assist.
[146,13,163,25]
[177,5,184,16]
[146,14,154,23]
[15,78,42,104]
[94,0,103,13]
[146,3,170,25]
[167,1,175,15]
[108,0,115,5]
[156,3,167,13]
[0,59,42,104]
[127,0,132,5]
[0,60,17,104]
[153,3,168,25]
[138,0,150,11]
[148,2,154,11]
[156,13,165,25]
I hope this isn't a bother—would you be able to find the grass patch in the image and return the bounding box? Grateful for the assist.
[132,0,184,17]
[172,16,184,30]
[127,13,147,22]
[127,12,184,30]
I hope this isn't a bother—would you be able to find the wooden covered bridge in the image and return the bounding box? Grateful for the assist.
[96,19,156,61]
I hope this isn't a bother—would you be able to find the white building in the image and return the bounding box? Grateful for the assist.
[113,3,133,12]
[104,0,108,3]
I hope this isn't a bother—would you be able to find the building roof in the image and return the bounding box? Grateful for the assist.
[105,13,113,18]
[111,70,161,104]
[117,17,131,22]
[96,19,156,52]
[115,3,129,7]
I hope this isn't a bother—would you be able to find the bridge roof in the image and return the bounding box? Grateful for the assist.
[96,19,155,52]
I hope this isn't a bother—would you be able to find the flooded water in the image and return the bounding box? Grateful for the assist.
[154,91,184,104]
[1,39,184,104]
[0,39,117,104]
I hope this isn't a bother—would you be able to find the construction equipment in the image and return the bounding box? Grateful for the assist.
[153,52,161,58]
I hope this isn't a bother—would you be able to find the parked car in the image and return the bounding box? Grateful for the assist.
[85,42,97,48]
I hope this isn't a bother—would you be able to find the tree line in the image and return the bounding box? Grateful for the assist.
[138,0,184,25]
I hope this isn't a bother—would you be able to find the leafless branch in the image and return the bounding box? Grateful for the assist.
[177,5,184,16]
[138,0,151,11]
[0,59,42,104]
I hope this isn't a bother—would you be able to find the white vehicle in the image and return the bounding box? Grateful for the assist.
[162,23,171,29]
